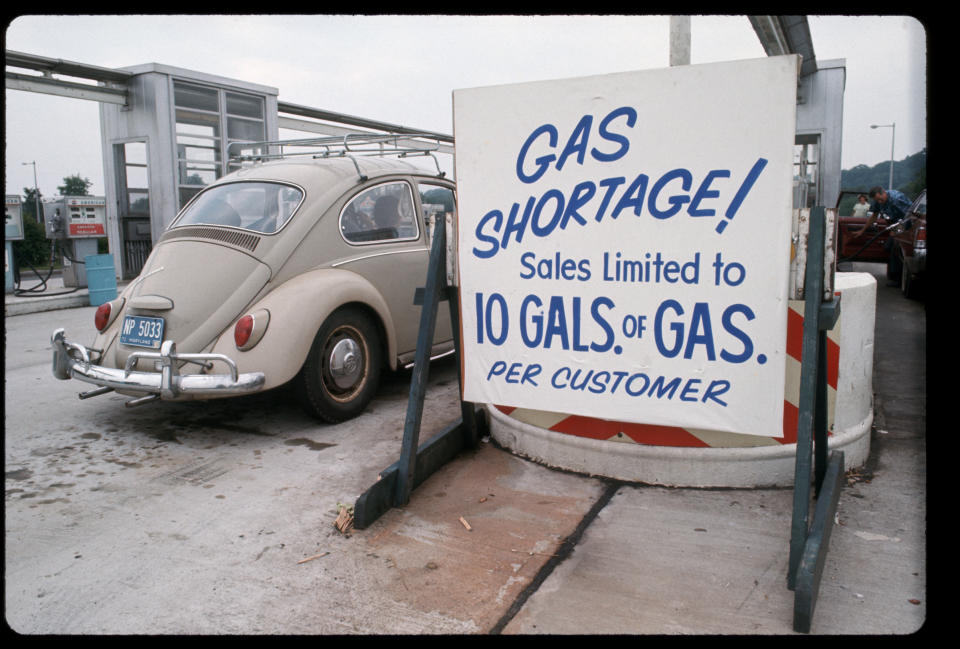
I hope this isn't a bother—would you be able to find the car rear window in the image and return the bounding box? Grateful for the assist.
[174,182,303,234]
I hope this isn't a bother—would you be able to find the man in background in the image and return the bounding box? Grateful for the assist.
[853,185,912,237]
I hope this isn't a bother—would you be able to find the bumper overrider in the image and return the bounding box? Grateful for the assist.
[51,328,266,407]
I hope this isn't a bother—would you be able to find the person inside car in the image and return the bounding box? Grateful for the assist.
[373,194,401,238]
[851,193,870,218]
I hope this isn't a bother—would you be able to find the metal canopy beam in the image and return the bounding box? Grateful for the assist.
[5,49,133,83]
[749,15,818,77]
[5,49,456,145]
[277,115,455,155]
[277,100,454,145]
[5,49,130,105]
[5,71,128,105]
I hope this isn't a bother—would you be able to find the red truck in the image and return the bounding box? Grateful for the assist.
[835,188,926,299]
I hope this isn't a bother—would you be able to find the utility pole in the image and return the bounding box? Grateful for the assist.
[22,161,41,225]
[870,122,896,189]
[670,15,691,66]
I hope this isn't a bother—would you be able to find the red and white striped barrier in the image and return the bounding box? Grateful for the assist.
[494,299,837,448]
[486,273,875,487]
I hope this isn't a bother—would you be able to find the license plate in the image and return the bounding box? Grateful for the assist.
[119,315,165,349]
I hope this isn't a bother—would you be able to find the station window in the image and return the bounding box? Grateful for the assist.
[225,91,265,175]
[123,142,150,217]
[173,81,266,209]
[793,136,820,210]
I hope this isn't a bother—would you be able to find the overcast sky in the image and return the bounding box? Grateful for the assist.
[4,14,926,198]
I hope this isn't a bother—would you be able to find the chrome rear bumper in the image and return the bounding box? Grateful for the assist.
[51,328,265,406]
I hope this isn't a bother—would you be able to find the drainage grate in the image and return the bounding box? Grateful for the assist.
[154,458,230,486]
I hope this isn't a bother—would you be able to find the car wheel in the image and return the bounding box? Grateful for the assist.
[296,307,382,423]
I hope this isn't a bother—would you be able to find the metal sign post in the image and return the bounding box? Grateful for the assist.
[787,205,844,633]
[353,215,481,529]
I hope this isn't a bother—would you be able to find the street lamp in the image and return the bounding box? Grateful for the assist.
[870,122,896,190]
[21,161,42,225]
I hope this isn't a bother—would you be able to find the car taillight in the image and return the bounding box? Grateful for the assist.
[234,315,254,348]
[914,225,926,250]
[233,309,269,350]
[95,303,111,331]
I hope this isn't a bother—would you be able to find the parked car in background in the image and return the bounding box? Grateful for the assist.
[887,188,926,299]
[835,189,893,264]
[52,134,456,422]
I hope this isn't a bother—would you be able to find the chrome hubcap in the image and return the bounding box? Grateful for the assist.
[327,336,363,390]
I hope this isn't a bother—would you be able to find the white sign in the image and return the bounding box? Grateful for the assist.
[454,56,798,438]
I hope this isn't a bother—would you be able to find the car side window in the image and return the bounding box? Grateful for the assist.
[340,181,418,244]
[418,183,456,240]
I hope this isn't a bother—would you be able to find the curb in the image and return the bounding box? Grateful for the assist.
[5,292,92,316]
[486,402,872,488]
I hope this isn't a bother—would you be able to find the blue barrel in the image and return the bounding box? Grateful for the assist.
[84,254,118,306]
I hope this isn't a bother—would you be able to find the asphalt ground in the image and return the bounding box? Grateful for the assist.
[4,261,926,634]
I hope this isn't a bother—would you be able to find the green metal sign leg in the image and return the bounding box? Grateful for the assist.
[395,218,448,507]
[786,206,846,633]
[788,207,827,590]
[814,329,829,497]
[794,449,845,633]
[353,218,480,530]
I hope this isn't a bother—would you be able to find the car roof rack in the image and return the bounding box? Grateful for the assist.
[227,132,448,180]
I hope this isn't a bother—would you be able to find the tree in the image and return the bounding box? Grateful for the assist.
[58,174,93,196]
[840,148,926,198]
[20,187,43,222]
[13,187,50,268]
[902,165,926,197]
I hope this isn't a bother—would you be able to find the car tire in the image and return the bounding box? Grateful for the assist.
[296,307,382,423]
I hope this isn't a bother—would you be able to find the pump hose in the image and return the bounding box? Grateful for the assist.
[59,246,87,265]
[838,220,900,264]
[13,240,82,297]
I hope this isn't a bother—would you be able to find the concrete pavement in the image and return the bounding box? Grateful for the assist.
[496,261,926,634]
[4,261,925,634]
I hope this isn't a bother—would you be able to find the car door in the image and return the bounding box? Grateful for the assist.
[836,193,890,263]
[335,178,454,359]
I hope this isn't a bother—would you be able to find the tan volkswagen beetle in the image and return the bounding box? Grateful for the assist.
[52,134,456,422]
